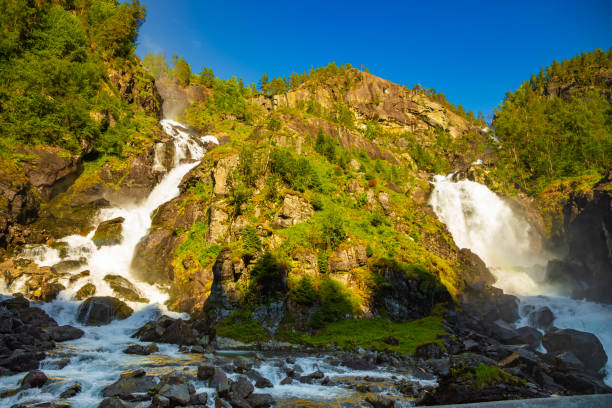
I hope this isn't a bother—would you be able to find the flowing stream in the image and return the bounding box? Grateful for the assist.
[430,174,612,386]
[0,120,430,408]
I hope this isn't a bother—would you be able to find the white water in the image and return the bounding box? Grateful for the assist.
[430,174,612,385]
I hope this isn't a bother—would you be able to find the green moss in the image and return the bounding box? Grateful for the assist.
[451,363,521,390]
[215,309,270,343]
[281,315,446,354]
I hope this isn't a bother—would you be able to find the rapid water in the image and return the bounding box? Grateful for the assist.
[430,174,612,385]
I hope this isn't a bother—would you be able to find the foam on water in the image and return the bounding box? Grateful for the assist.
[430,173,612,385]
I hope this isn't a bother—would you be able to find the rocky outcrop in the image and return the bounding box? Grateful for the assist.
[21,146,83,201]
[155,77,210,120]
[0,259,67,302]
[545,171,612,303]
[203,250,247,323]
[133,315,201,346]
[92,217,124,248]
[273,195,314,228]
[76,296,133,326]
[328,243,367,272]
[368,258,451,321]
[108,66,162,118]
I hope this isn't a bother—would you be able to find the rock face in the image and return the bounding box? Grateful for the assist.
[546,171,612,303]
[273,195,314,228]
[328,243,367,272]
[76,296,133,326]
[203,249,247,322]
[21,146,83,201]
[92,217,124,248]
[103,274,148,303]
[108,66,162,118]
[543,328,608,372]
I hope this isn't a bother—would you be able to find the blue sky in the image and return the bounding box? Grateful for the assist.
[135,0,611,119]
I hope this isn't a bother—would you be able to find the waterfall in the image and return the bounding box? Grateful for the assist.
[430,173,612,385]
[0,120,220,406]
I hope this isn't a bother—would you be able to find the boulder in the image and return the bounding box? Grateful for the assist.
[103,274,148,303]
[230,376,254,399]
[51,259,86,274]
[48,325,84,342]
[197,364,216,381]
[92,217,124,248]
[74,283,96,300]
[101,371,156,399]
[20,369,48,388]
[154,374,194,406]
[528,306,554,331]
[133,315,198,345]
[516,326,543,349]
[543,328,608,371]
[247,393,276,408]
[487,319,521,344]
[273,195,314,228]
[76,296,133,326]
[123,343,159,355]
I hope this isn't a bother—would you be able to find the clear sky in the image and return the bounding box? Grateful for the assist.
[135,0,611,120]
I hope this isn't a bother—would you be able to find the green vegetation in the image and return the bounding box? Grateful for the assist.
[280,315,445,354]
[451,363,521,390]
[215,309,270,343]
[493,48,612,193]
[0,0,152,157]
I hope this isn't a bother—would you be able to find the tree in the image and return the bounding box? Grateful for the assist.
[143,51,168,78]
[198,65,214,87]
[258,72,270,95]
[171,53,191,86]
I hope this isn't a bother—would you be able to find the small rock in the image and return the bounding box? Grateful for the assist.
[280,377,292,385]
[49,325,85,342]
[123,343,159,355]
[197,364,215,381]
[20,370,48,388]
[74,283,96,300]
[59,382,82,398]
[366,394,394,408]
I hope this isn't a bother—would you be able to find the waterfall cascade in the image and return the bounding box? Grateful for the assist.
[430,173,612,386]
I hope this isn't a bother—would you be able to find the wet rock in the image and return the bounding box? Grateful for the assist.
[209,368,230,396]
[51,259,86,274]
[74,283,96,300]
[273,194,314,228]
[123,343,159,355]
[103,275,149,303]
[247,393,275,408]
[68,270,90,283]
[12,402,71,408]
[59,382,82,398]
[154,374,193,405]
[552,351,585,371]
[92,217,124,248]
[543,328,607,371]
[189,392,208,405]
[197,364,216,381]
[233,357,252,372]
[98,397,126,408]
[48,325,84,342]
[280,377,292,385]
[0,350,46,374]
[231,376,254,399]
[215,396,232,408]
[76,296,133,326]
[365,395,394,408]
[20,369,47,388]
[38,281,65,302]
[133,315,198,345]
[516,326,542,349]
[528,306,554,331]
[101,372,157,399]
